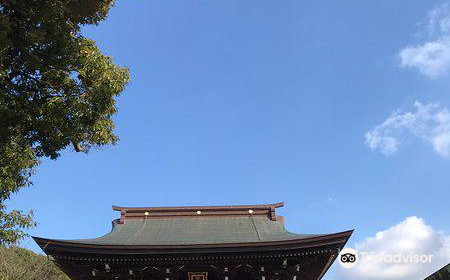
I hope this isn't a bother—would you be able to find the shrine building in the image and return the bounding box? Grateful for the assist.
[33,202,352,280]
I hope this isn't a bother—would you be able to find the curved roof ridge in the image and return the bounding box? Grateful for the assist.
[112,202,284,223]
[112,202,284,211]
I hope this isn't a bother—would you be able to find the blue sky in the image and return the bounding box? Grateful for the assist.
[10,1,450,279]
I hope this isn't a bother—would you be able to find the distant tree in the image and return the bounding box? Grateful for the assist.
[0,246,69,280]
[0,0,130,244]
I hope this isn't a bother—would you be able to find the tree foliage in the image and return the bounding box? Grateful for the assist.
[0,0,130,244]
[0,245,69,280]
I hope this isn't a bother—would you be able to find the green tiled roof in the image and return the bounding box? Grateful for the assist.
[66,216,319,246]
[424,263,450,280]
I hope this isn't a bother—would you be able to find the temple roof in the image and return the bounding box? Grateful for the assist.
[33,202,352,253]
[64,216,319,246]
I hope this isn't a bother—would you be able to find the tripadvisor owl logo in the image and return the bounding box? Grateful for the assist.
[338,248,358,268]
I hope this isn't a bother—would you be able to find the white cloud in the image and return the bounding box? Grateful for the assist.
[336,217,450,280]
[428,3,450,36]
[365,101,450,157]
[399,4,450,77]
[399,38,450,77]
